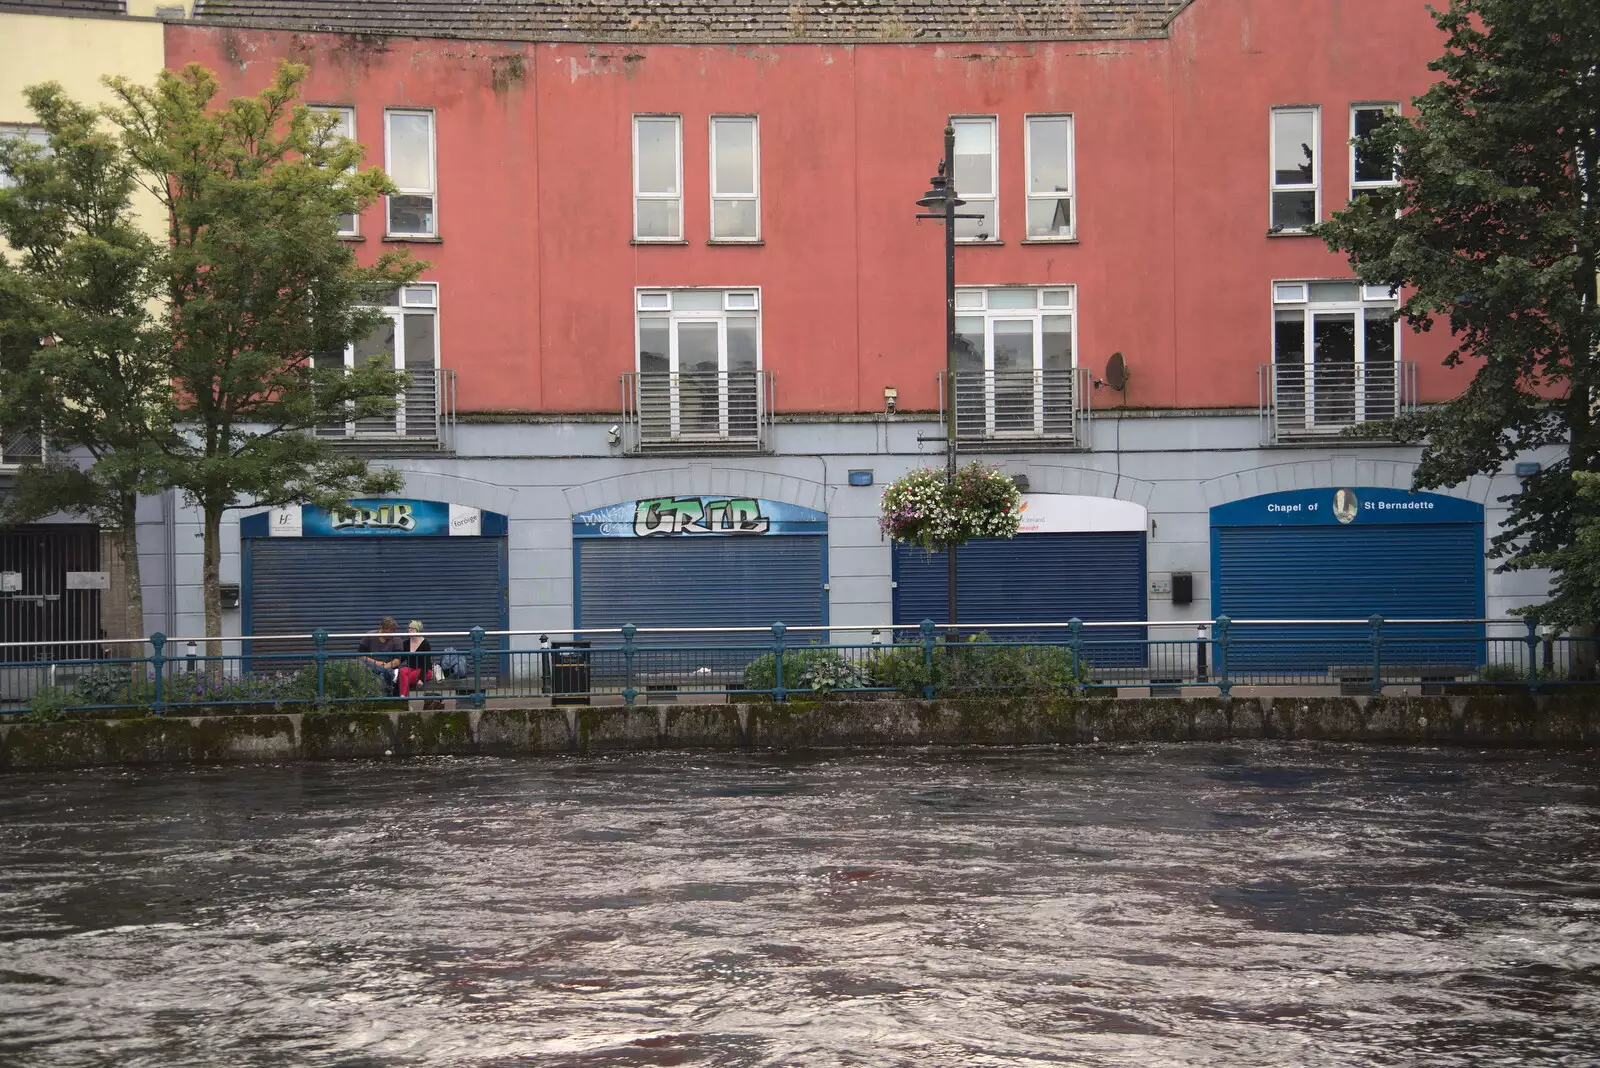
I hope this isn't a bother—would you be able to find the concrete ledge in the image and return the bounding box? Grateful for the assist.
[1,695,1596,770]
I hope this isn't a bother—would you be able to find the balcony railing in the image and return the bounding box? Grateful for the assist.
[938,368,1092,447]
[621,370,774,454]
[0,429,44,468]
[317,367,456,451]
[1260,360,1416,444]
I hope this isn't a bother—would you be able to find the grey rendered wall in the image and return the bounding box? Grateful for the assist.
[138,411,1552,644]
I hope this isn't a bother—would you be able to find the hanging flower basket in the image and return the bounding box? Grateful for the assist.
[879,462,1023,551]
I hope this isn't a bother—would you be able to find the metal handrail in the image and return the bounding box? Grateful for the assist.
[1259,359,1417,444]
[0,616,1556,651]
[1,613,1583,715]
[621,369,774,454]
[316,366,454,446]
[937,367,1091,444]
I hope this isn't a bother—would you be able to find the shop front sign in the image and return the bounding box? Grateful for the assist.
[573,497,827,538]
[257,499,490,537]
[1210,488,1482,527]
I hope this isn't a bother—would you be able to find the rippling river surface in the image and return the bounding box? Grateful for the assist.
[1,745,1598,1067]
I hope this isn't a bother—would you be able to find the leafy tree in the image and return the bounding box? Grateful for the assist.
[1519,470,1600,630]
[104,62,423,649]
[1315,0,1600,633]
[0,85,172,642]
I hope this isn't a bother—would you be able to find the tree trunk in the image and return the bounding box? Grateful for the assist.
[113,493,144,646]
[202,503,223,663]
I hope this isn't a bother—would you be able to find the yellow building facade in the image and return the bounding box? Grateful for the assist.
[0,4,174,231]
[0,2,183,639]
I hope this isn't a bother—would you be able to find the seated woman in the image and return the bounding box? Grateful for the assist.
[397,619,432,698]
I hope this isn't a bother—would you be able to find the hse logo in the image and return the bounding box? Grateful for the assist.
[634,496,770,536]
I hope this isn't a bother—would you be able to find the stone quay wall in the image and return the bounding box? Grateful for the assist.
[2,695,1598,770]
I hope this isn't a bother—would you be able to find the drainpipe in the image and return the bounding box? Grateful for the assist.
[163,488,178,638]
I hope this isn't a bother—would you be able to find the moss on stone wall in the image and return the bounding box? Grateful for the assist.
[1,693,1595,770]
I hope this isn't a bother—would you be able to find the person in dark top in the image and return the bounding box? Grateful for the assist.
[358,616,403,693]
[396,619,432,697]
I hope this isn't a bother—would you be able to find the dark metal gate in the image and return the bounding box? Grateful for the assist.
[0,525,102,662]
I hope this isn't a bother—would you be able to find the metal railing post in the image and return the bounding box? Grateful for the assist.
[921,619,936,699]
[1369,614,1384,696]
[1215,616,1232,697]
[622,623,637,707]
[1525,616,1540,693]
[1196,622,1209,682]
[470,626,485,708]
[772,623,787,703]
[313,628,328,702]
[150,633,166,716]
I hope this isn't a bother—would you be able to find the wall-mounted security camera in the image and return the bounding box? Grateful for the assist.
[606,424,621,446]
[883,387,898,412]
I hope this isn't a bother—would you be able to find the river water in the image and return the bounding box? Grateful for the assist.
[0,744,1596,1067]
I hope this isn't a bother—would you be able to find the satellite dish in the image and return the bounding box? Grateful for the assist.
[1105,352,1129,392]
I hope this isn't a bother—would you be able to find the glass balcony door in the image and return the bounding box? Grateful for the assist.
[637,291,760,443]
[1273,283,1400,433]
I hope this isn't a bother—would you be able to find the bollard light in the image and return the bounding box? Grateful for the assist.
[539,633,551,650]
[871,628,883,646]
[185,640,197,674]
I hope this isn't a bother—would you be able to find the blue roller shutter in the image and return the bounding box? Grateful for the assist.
[892,532,1147,666]
[1213,524,1483,671]
[244,536,508,662]
[575,535,826,643]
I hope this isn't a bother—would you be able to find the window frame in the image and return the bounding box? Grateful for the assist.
[634,287,762,440]
[1024,113,1076,241]
[1349,102,1401,201]
[0,123,51,189]
[709,115,760,243]
[950,115,1000,243]
[1269,105,1321,232]
[1271,277,1401,428]
[330,282,441,437]
[633,114,684,242]
[953,286,1078,437]
[309,104,359,237]
[384,108,438,239]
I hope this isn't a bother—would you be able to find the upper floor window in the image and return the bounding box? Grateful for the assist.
[635,288,762,443]
[309,105,358,236]
[634,116,682,241]
[1350,103,1400,200]
[1270,106,1319,232]
[0,124,50,189]
[951,287,1078,439]
[710,116,759,242]
[385,109,436,238]
[1271,280,1401,431]
[952,116,997,242]
[1025,115,1074,240]
[317,283,442,440]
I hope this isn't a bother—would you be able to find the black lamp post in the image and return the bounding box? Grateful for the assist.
[915,125,984,629]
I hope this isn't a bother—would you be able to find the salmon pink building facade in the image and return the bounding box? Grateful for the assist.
[96,0,1555,657]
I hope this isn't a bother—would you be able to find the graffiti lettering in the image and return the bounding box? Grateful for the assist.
[330,502,417,532]
[633,496,770,536]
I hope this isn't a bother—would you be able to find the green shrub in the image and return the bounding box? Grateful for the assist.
[158,671,289,710]
[287,661,387,703]
[743,647,868,694]
[866,635,1091,697]
[1478,662,1526,683]
[72,665,141,706]
[23,685,74,722]
[867,645,933,695]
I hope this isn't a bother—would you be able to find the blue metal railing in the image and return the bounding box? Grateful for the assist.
[0,616,1589,719]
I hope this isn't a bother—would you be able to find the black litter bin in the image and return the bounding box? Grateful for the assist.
[550,641,591,706]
